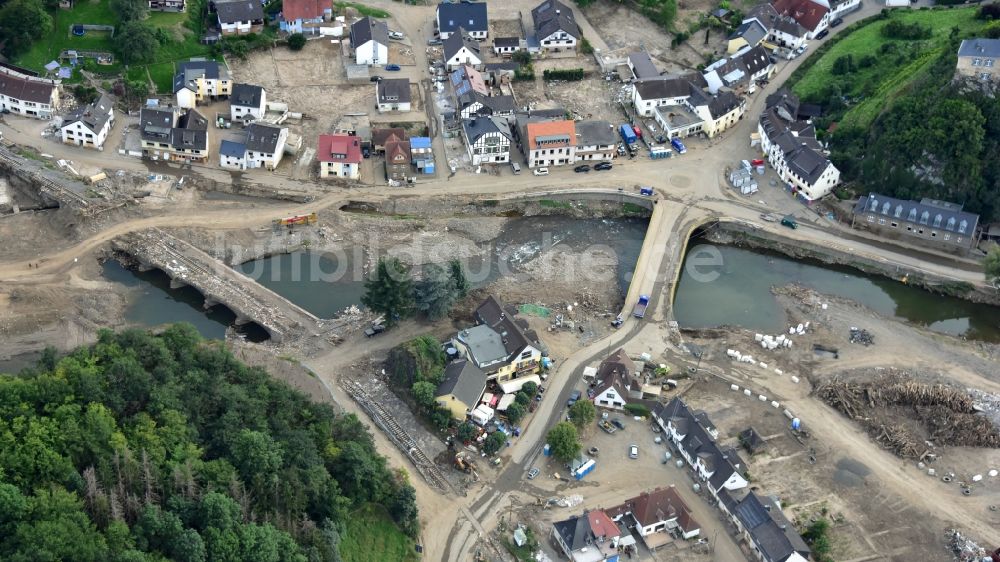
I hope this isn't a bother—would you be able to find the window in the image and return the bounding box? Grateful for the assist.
[988,60,995,67]
[891,222,898,228]
[944,233,951,241]
[982,73,992,81]
[957,237,963,243]
[919,210,929,225]
[933,214,942,228]
[878,218,886,225]
[973,58,982,66]
[918,229,924,235]
[931,232,937,237]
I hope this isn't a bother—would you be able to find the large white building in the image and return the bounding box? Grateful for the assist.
[351,17,389,66]
[215,0,264,35]
[758,89,840,202]
[60,94,114,150]
[436,2,488,40]
[0,65,60,120]
[229,83,266,122]
[443,31,483,71]
[515,116,577,168]
[244,123,288,170]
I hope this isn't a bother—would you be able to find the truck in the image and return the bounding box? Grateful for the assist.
[598,420,617,434]
[619,123,637,146]
[633,295,650,318]
[670,138,687,154]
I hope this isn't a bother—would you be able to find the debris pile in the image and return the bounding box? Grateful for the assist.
[946,529,986,561]
[816,372,1000,459]
[968,388,1000,431]
[848,327,875,346]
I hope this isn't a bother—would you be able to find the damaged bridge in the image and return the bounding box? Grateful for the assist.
[113,229,331,343]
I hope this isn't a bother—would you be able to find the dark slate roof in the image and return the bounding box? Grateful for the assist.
[444,30,481,62]
[655,398,744,491]
[462,116,511,144]
[729,18,767,46]
[634,75,694,100]
[459,91,516,115]
[705,90,742,120]
[494,37,521,48]
[575,120,617,146]
[63,94,114,133]
[532,0,580,40]
[437,1,488,34]
[628,51,660,80]
[473,295,538,357]
[215,0,263,23]
[171,128,207,152]
[139,108,175,142]
[786,146,830,185]
[174,60,229,93]
[739,45,772,75]
[220,139,246,158]
[245,122,284,153]
[436,360,487,408]
[0,71,57,104]
[958,38,1000,58]
[553,514,592,552]
[351,16,389,47]
[231,83,264,108]
[377,78,411,104]
[854,193,979,234]
[732,492,810,562]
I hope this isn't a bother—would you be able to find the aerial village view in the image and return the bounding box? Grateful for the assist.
[2,0,1000,558]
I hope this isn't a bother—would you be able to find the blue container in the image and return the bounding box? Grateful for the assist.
[543,443,551,456]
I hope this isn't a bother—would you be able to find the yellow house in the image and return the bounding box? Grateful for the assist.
[173,60,233,109]
[727,19,767,54]
[435,360,488,420]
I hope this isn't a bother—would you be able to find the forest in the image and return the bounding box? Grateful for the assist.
[0,324,418,561]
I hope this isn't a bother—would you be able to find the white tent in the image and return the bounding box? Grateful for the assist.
[496,394,517,412]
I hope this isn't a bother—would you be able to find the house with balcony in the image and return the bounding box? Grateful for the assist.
[444,30,483,71]
[515,117,576,168]
[758,89,839,202]
[385,136,412,182]
[279,0,331,35]
[462,116,511,165]
[531,0,580,52]
[552,510,625,562]
[458,91,516,119]
[317,134,362,179]
[139,107,209,163]
[0,64,60,119]
[451,296,544,386]
[60,94,114,150]
[173,59,232,108]
[215,0,264,35]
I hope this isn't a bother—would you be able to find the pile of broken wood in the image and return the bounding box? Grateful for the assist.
[815,371,1000,459]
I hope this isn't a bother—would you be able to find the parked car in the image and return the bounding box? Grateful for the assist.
[388,30,404,40]
[816,29,829,40]
[831,17,843,27]
[369,75,382,82]
[385,64,401,71]
[594,162,613,171]
[567,390,582,408]
[574,164,591,173]
[611,418,626,430]
[795,44,808,56]
[364,324,386,337]
[527,468,540,480]
[628,444,639,459]
[533,167,549,176]
[427,38,443,46]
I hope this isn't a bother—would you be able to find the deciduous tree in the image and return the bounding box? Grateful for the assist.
[482,431,506,456]
[116,22,159,65]
[985,246,1000,285]
[0,0,53,56]
[546,422,580,463]
[567,399,595,430]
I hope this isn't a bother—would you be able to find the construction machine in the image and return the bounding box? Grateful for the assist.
[273,213,318,228]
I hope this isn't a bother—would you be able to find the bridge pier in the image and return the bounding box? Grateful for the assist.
[136,263,154,273]
[203,295,220,309]
[169,277,189,290]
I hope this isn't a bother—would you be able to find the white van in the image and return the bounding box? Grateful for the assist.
[511,162,521,174]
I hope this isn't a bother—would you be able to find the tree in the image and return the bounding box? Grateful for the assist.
[482,431,506,456]
[567,399,595,430]
[456,422,478,443]
[116,22,159,65]
[112,0,149,23]
[985,247,1000,285]
[505,402,525,425]
[520,381,538,397]
[546,422,580,463]
[229,430,284,489]
[411,381,437,411]
[448,259,469,299]
[287,33,307,51]
[413,263,458,320]
[0,0,53,56]
[514,391,531,406]
[362,257,415,327]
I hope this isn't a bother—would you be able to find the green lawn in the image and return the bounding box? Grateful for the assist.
[791,8,984,129]
[340,505,419,562]
[334,1,390,18]
[146,61,176,93]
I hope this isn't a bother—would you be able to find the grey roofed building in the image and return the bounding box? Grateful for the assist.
[444,30,481,62]
[958,38,1000,58]
[230,83,263,108]
[437,1,488,35]
[219,139,247,158]
[531,0,581,40]
[139,108,176,142]
[493,37,521,49]
[575,120,617,146]
[701,89,743,120]
[436,360,487,408]
[458,91,516,115]
[628,51,660,80]
[169,108,208,151]
[739,45,772,76]
[853,193,980,235]
[456,324,508,368]
[634,75,697,100]
[377,78,411,104]
[173,59,230,93]
[245,122,284,153]
[63,94,114,133]
[786,145,830,186]
[552,514,593,552]
[462,115,511,144]
[729,490,810,562]
[215,0,263,24]
[351,16,389,48]
[653,397,747,494]
[729,18,767,46]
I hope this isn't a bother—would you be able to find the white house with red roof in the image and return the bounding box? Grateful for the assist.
[279,0,331,34]
[318,134,362,179]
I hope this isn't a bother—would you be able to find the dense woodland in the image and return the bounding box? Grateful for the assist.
[0,325,418,561]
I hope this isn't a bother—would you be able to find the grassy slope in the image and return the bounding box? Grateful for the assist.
[791,8,983,129]
[340,505,419,562]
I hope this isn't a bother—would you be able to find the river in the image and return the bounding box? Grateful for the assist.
[673,241,1000,342]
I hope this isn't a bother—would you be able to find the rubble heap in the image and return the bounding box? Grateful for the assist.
[946,529,986,561]
[816,371,1000,459]
[848,327,874,346]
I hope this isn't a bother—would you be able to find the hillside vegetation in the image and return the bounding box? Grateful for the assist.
[0,325,418,562]
[785,7,1000,221]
